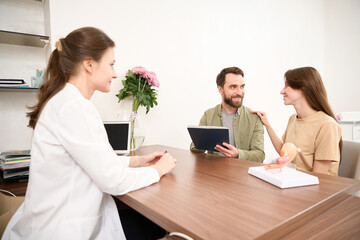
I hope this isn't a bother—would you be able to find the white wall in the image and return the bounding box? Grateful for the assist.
[1,0,359,161]
[324,0,360,113]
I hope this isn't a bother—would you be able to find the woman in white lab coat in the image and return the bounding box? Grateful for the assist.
[3,27,177,240]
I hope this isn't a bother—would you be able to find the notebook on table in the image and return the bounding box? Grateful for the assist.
[104,121,131,155]
[187,125,229,151]
[248,166,319,189]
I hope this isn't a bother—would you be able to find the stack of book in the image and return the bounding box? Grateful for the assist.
[0,150,31,182]
[0,79,29,88]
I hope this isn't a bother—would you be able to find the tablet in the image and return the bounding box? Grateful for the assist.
[104,121,131,155]
[188,125,229,151]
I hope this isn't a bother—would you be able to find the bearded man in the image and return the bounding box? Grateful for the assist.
[190,67,265,162]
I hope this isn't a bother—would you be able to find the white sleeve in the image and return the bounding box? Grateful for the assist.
[118,155,131,166]
[55,99,159,195]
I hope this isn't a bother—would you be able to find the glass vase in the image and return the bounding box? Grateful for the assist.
[129,111,145,150]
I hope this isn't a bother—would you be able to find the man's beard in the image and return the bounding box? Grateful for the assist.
[224,94,243,109]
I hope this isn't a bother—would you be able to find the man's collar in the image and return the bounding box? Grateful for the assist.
[217,104,243,116]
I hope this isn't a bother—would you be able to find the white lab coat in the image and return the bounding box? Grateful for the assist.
[2,83,160,240]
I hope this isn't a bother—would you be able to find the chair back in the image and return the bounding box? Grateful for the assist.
[339,141,360,179]
[0,192,24,237]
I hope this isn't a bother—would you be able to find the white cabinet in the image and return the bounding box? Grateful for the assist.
[0,0,51,152]
[338,112,360,143]
[0,0,50,89]
[0,30,49,91]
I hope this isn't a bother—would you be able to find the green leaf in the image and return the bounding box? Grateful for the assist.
[128,70,134,78]
[116,88,131,102]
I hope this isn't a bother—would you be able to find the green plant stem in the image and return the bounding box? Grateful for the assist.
[138,75,141,92]
[131,97,140,150]
[132,97,140,112]
[130,116,135,149]
[141,78,147,93]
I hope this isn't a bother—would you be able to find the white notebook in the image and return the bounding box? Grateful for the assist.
[248,166,319,189]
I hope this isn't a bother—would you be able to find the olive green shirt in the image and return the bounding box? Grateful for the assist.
[190,104,265,163]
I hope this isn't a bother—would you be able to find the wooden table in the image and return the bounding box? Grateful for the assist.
[2,145,360,239]
[119,145,360,239]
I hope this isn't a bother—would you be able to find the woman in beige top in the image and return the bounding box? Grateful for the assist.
[253,67,341,175]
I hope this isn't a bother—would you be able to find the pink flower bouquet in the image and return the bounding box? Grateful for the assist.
[116,66,159,149]
[116,66,159,113]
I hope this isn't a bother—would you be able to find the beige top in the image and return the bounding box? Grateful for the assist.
[282,111,341,176]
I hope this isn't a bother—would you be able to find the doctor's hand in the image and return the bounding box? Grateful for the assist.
[129,152,164,168]
[214,143,239,158]
[151,153,177,177]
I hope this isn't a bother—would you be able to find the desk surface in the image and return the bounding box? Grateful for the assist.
[118,145,360,240]
[1,145,360,239]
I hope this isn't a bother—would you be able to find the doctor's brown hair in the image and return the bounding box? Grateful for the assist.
[27,27,115,129]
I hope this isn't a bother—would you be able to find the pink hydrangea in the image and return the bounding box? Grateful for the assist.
[125,66,159,88]
[125,66,147,76]
[143,71,159,88]
[131,66,147,75]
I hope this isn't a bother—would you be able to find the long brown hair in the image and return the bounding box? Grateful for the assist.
[284,66,342,154]
[27,27,115,129]
[284,67,336,121]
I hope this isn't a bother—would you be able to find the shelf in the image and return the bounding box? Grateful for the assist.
[0,87,38,92]
[0,30,49,48]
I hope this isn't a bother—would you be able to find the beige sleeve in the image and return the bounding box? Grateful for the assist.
[282,115,295,142]
[314,122,341,162]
